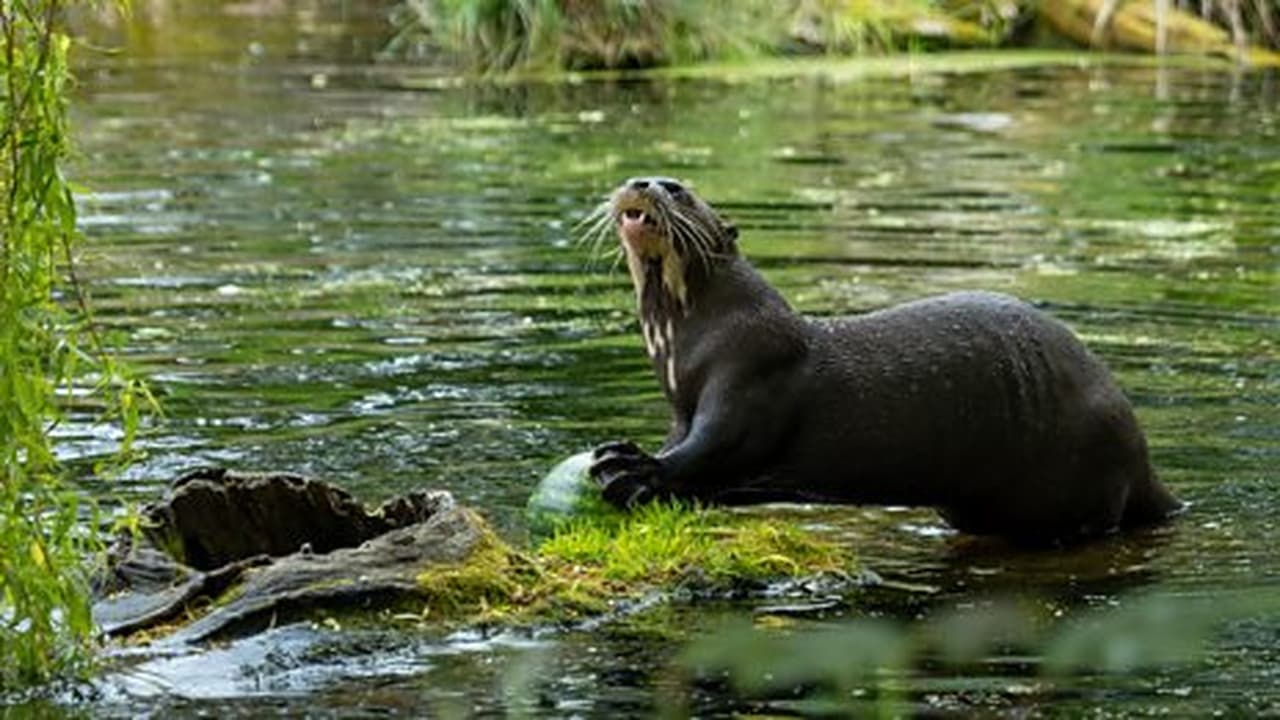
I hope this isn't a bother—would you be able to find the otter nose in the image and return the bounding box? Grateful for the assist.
[627,177,683,193]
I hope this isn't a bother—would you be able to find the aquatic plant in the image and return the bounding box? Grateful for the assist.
[788,0,1004,54]
[679,590,1280,714]
[387,0,1280,70]
[387,0,786,71]
[386,0,1016,71]
[0,0,154,690]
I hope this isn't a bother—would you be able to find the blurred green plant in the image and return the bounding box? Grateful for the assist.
[386,0,785,71]
[385,0,1012,72]
[1,0,156,690]
[387,0,1280,71]
[788,0,1005,53]
[679,590,1280,713]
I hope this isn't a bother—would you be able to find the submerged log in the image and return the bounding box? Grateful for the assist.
[92,468,477,641]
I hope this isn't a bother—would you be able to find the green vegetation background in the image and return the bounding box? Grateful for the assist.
[387,0,1280,72]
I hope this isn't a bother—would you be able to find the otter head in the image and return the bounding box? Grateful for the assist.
[606,176,738,310]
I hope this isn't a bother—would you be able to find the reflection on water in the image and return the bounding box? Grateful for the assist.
[48,2,1280,715]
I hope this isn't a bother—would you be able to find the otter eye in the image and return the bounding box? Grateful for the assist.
[658,180,684,195]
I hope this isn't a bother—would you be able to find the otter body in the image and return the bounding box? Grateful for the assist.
[587,177,1181,543]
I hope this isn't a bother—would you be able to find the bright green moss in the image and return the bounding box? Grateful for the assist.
[413,503,854,627]
[537,502,851,584]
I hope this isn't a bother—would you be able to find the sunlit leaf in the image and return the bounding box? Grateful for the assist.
[29,541,48,571]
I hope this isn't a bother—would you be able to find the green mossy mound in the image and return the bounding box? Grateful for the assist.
[416,501,855,627]
[538,502,849,584]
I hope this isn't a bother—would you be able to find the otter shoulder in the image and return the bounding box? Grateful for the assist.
[805,291,1052,345]
[909,290,1028,311]
[861,291,1038,322]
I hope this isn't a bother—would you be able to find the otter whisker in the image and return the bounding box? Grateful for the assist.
[573,201,608,236]
[604,244,625,269]
[669,208,720,268]
[648,210,680,264]
[679,215,716,256]
[576,201,611,235]
[652,202,675,241]
[577,204,615,257]
[669,204,715,252]
[684,220,730,263]
[589,239,626,273]
[667,213,703,259]
[573,197,610,228]
[588,213,614,250]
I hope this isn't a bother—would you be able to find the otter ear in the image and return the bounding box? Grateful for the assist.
[724,224,739,240]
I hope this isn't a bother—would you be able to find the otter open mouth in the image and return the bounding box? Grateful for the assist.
[619,206,657,227]
[614,204,670,271]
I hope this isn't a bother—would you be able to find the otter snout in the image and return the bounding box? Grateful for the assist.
[612,180,668,253]
[625,176,685,194]
[618,211,661,252]
[619,206,652,235]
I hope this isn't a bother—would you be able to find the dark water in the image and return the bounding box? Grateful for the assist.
[28,2,1280,716]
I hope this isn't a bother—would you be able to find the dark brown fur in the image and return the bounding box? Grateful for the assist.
[586,177,1182,544]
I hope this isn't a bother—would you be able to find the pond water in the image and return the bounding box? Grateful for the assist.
[27,2,1280,716]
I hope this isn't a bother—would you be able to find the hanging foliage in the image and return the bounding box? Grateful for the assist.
[1,0,153,690]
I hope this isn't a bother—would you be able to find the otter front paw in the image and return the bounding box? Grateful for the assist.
[590,441,662,509]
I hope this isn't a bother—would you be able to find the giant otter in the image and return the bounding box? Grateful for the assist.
[583,176,1182,544]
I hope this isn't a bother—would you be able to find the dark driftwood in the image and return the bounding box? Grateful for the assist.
[145,467,446,569]
[92,468,479,642]
[168,506,485,643]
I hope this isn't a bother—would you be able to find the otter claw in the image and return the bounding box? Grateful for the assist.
[589,440,662,510]
[591,440,644,460]
[601,473,656,509]
[591,452,651,478]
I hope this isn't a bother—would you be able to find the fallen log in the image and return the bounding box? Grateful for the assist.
[92,468,468,640]
[1040,0,1280,64]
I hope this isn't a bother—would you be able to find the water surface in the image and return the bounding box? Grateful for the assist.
[40,4,1280,716]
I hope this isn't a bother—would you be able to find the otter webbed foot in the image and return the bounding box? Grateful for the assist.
[590,441,663,510]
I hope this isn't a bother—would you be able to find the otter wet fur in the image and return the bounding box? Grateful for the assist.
[580,177,1183,544]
